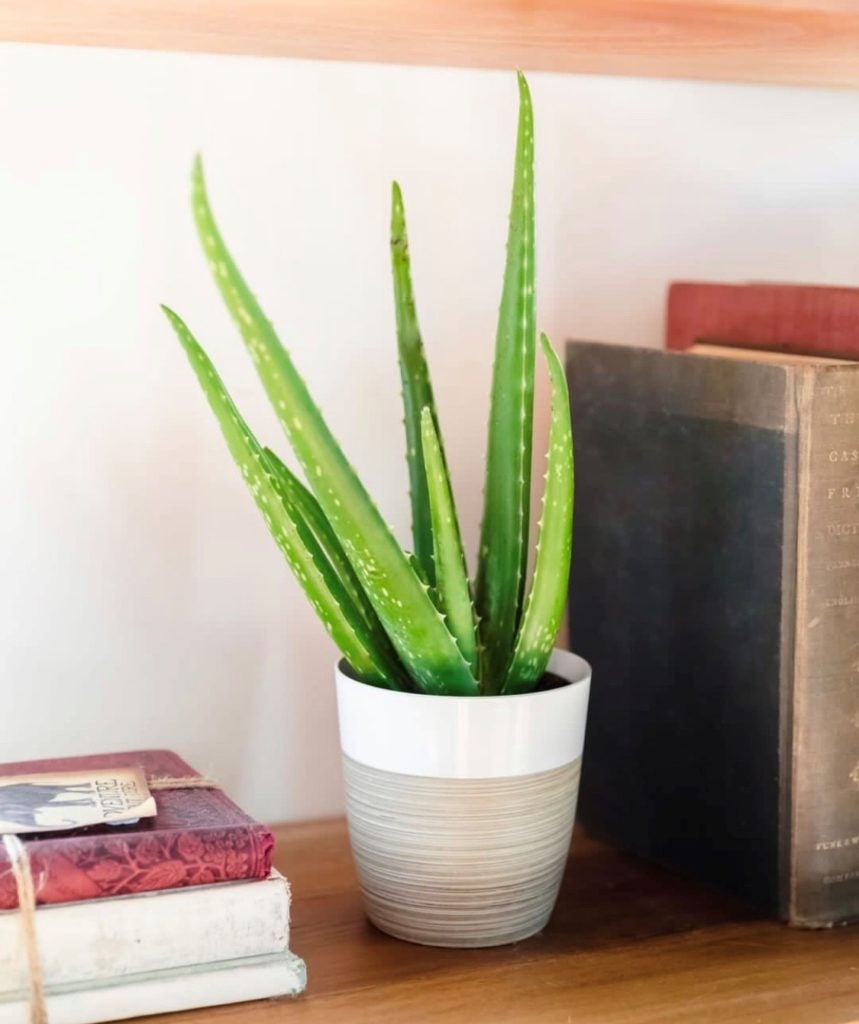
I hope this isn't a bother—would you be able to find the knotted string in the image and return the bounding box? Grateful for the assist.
[2,774,221,1024]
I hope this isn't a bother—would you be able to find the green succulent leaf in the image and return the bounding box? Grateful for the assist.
[162,305,395,687]
[408,551,430,587]
[190,158,478,696]
[420,407,478,672]
[475,71,537,692]
[503,334,574,694]
[263,447,410,689]
[390,181,445,589]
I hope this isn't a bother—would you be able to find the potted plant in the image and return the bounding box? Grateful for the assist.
[164,72,590,949]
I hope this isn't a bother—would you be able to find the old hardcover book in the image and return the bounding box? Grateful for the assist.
[0,951,306,1024]
[0,870,290,992]
[566,340,859,926]
[667,281,859,359]
[0,750,273,909]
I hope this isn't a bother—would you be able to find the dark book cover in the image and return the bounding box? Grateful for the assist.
[566,340,859,925]
[0,750,273,909]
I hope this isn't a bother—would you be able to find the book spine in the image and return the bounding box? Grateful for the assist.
[789,366,859,925]
[0,872,290,992]
[0,823,274,910]
[666,282,859,359]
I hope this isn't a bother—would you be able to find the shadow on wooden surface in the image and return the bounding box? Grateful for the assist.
[281,819,760,998]
[137,817,859,1023]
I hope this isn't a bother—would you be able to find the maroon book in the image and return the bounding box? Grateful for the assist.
[667,281,859,359]
[0,750,273,909]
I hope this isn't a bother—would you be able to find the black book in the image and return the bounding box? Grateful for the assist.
[566,340,859,925]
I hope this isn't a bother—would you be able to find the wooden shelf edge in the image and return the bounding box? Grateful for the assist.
[2,0,859,90]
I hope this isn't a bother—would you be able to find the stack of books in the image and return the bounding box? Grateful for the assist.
[0,750,305,1023]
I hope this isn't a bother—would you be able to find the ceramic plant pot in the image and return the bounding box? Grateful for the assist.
[335,649,591,948]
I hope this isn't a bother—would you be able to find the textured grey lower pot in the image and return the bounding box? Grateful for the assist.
[335,649,591,948]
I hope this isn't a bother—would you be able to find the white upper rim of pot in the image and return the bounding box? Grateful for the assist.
[335,648,591,779]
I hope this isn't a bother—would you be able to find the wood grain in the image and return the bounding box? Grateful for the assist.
[3,1,859,90]
[135,817,859,1023]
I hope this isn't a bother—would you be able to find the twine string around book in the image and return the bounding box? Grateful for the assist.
[1,774,222,1024]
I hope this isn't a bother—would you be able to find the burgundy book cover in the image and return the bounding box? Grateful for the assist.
[666,281,859,359]
[0,750,273,909]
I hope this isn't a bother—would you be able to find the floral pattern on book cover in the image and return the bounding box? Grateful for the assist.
[0,826,268,909]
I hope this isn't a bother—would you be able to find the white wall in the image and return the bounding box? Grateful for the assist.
[2,43,859,822]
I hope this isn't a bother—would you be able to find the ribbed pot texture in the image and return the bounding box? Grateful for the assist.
[336,649,591,948]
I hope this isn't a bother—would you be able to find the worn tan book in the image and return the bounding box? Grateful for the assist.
[567,339,859,926]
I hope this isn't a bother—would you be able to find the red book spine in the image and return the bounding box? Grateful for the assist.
[666,282,859,359]
[0,820,273,910]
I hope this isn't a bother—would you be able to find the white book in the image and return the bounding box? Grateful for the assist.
[0,870,290,991]
[0,951,306,1024]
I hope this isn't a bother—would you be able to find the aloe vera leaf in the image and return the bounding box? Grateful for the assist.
[266,455,411,691]
[263,447,373,626]
[408,551,430,587]
[475,71,537,692]
[190,159,478,696]
[503,334,574,694]
[390,181,443,589]
[420,407,478,672]
[163,305,399,688]
[263,447,409,687]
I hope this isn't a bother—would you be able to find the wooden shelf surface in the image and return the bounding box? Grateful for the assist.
[3,1,859,90]
[139,817,859,1023]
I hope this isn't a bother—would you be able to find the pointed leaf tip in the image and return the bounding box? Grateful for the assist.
[191,156,206,203]
[390,182,406,243]
[161,304,184,333]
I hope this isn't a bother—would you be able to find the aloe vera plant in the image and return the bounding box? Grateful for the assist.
[165,72,573,696]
